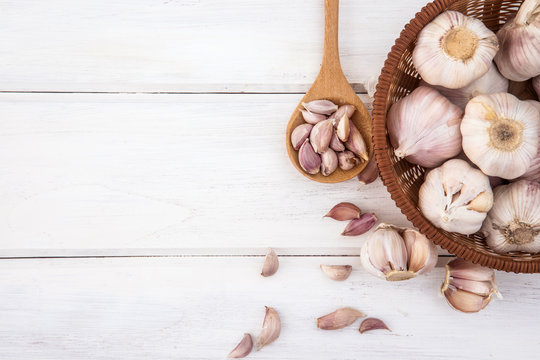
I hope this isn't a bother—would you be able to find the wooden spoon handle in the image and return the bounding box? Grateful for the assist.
[321,0,342,73]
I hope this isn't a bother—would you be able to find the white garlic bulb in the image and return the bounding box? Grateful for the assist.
[461,92,540,179]
[419,159,493,235]
[420,63,508,110]
[534,76,540,98]
[494,0,540,81]
[413,11,499,89]
[361,223,438,281]
[482,180,540,254]
[387,86,463,168]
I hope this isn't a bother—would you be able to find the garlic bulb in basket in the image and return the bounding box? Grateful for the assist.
[461,92,540,179]
[519,105,540,182]
[413,11,499,89]
[419,159,493,235]
[361,224,438,281]
[482,180,540,254]
[494,0,540,81]
[387,86,463,168]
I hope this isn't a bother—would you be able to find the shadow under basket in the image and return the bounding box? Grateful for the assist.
[372,0,540,273]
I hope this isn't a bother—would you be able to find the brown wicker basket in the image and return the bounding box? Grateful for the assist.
[372,0,540,273]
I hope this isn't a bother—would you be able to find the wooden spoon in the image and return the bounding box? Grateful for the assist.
[285,0,372,183]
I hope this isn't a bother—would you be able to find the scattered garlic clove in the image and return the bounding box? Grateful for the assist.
[419,159,493,235]
[336,114,351,142]
[300,109,327,125]
[228,333,253,358]
[329,131,345,152]
[443,285,491,313]
[324,202,361,221]
[310,119,334,154]
[494,0,540,81]
[447,258,495,282]
[320,148,338,176]
[291,123,313,151]
[461,93,539,179]
[302,100,338,115]
[342,213,377,236]
[387,86,463,168]
[357,156,379,187]
[256,307,281,350]
[317,307,365,330]
[298,140,321,175]
[261,248,279,277]
[337,151,360,171]
[320,265,352,281]
[413,11,498,89]
[345,122,369,161]
[359,318,391,334]
[402,228,438,275]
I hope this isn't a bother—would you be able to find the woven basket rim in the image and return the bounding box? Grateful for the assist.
[372,0,539,273]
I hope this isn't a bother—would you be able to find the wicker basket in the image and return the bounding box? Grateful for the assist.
[372,0,540,273]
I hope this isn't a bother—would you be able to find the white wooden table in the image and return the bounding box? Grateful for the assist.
[1,1,539,359]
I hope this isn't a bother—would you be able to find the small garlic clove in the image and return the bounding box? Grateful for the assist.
[443,284,491,313]
[329,104,356,122]
[320,148,338,176]
[256,307,281,350]
[302,100,338,115]
[300,109,327,125]
[317,307,366,330]
[450,277,494,297]
[466,191,493,212]
[402,228,438,275]
[359,318,391,334]
[357,156,379,187]
[341,213,377,236]
[337,151,360,171]
[329,130,345,152]
[336,114,351,142]
[345,122,369,161]
[291,123,313,150]
[298,140,321,175]
[261,248,279,277]
[447,258,495,282]
[310,119,334,154]
[324,202,361,221]
[320,265,353,281]
[228,333,253,358]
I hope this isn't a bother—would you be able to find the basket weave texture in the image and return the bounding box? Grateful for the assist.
[372,0,540,273]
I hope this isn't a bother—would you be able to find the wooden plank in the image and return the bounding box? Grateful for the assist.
[0,0,428,92]
[0,256,537,359]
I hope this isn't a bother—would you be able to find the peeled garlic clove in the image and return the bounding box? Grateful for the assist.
[482,180,540,254]
[359,318,390,334]
[335,114,350,142]
[402,228,438,275]
[300,109,327,125]
[345,122,368,161]
[324,202,361,221]
[419,159,493,235]
[337,151,360,171]
[387,86,463,168]
[494,0,540,81]
[341,213,377,236]
[291,123,313,151]
[298,140,321,175]
[228,333,253,358]
[320,264,352,281]
[261,248,279,277]
[413,11,498,89]
[310,119,334,154]
[357,156,379,187]
[317,307,365,330]
[461,93,539,179]
[256,307,281,350]
[320,148,338,176]
[443,285,491,313]
[302,100,338,115]
[329,130,345,152]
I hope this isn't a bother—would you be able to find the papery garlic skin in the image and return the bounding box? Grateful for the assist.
[494,0,540,81]
[461,93,540,179]
[482,180,540,254]
[419,159,493,235]
[413,11,499,89]
[387,86,463,168]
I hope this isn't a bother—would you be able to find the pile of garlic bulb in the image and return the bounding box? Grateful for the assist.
[388,1,540,255]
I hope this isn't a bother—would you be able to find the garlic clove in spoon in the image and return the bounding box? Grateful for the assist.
[413,10,498,89]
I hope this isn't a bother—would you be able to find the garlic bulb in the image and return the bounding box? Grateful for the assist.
[494,0,540,81]
[360,223,438,281]
[534,76,540,98]
[420,63,508,110]
[461,92,540,179]
[387,86,463,168]
[419,159,493,235]
[413,11,499,89]
[482,180,540,254]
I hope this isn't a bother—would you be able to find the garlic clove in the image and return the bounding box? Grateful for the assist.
[320,265,353,281]
[450,277,494,297]
[345,122,369,161]
[336,114,351,142]
[302,100,338,115]
[443,284,491,313]
[329,131,345,152]
[228,333,253,358]
[324,202,362,221]
[447,258,495,282]
[466,191,494,212]
[300,109,327,125]
[359,318,391,334]
[261,248,279,277]
[320,148,338,176]
[298,140,321,175]
[317,307,366,330]
[291,123,313,150]
[357,156,379,187]
[256,307,281,350]
[337,151,360,171]
[341,213,377,236]
[402,228,438,275]
[329,104,356,122]
[310,119,334,154]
